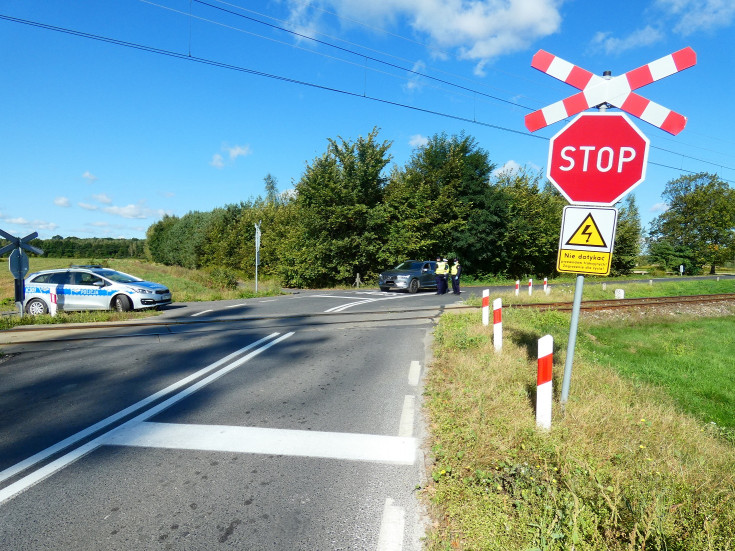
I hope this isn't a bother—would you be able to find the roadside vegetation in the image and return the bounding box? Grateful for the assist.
[0,257,283,330]
[424,303,735,550]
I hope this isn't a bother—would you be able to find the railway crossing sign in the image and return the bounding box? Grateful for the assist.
[547,112,650,205]
[557,206,618,276]
[525,47,696,135]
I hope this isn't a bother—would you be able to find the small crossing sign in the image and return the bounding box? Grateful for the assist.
[557,206,618,275]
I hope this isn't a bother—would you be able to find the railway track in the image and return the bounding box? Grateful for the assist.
[514,293,735,312]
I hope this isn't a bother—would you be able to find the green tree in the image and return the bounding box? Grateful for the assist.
[649,172,735,274]
[278,127,392,287]
[494,169,565,279]
[610,194,642,276]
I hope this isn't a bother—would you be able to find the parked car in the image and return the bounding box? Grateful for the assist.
[378,260,437,293]
[23,265,172,315]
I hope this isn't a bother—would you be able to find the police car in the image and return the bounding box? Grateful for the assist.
[23,265,172,315]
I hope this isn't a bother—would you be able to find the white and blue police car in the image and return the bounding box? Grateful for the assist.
[23,265,172,315]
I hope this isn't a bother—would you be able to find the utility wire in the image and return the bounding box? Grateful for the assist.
[0,12,732,183]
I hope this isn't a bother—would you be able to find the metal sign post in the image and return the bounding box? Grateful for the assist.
[254,221,261,294]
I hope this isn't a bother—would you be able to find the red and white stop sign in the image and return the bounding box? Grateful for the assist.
[546,112,650,205]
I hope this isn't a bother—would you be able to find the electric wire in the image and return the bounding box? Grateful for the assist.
[0,11,732,182]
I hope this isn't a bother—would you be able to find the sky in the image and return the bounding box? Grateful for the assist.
[1,0,734,241]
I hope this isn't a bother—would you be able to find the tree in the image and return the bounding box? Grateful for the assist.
[649,172,735,274]
[277,127,392,287]
[610,194,642,276]
[493,169,565,279]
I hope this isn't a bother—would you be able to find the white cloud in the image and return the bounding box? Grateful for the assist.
[0,214,58,231]
[227,144,252,160]
[288,0,562,71]
[211,144,253,169]
[493,159,523,176]
[210,153,225,169]
[650,202,669,213]
[92,193,113,204]
[655,0,735,35]
[590,25,665,54]
[404,60,427,92]
[103,202,167,220]
[82,171,98,182]
[78,202,99,211]
[54,196,70,207]
[409,134,429,147]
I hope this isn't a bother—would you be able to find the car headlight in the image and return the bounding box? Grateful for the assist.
[129,287,154,294]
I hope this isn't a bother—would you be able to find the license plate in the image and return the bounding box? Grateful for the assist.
[161,294,171,300]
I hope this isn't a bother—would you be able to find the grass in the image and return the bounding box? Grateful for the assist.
[423,305,735,550]
[461,277,735,308]
[0,257,284,329]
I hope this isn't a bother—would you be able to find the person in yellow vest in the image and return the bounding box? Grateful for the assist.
[435,256,448,294]
[450,258,462,295]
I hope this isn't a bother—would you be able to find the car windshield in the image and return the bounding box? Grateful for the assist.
[94,269,141,283]
[394,261,423,271]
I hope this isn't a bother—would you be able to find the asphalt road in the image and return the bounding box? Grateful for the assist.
[0,287,470,550]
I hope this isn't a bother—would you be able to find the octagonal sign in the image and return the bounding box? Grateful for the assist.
[547,112,650,206]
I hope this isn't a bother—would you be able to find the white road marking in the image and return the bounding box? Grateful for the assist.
[377,497,405,551]
[259,299,276,303]
[398,396,415,438]
[226,303,247,308]
[190,309,213,317]
[0,333,293,505]
[407,361,421,387]
[104,422,417,465]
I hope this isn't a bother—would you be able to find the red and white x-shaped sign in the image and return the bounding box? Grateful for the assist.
[525,47,696,135]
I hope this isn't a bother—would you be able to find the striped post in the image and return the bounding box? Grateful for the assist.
[543,277,548,292]
[493,298,502,352]
[481,289,490,326]
[515,280,520,296]
[49,289,58,316]
[536,335,553,430]
[528,279,533,296]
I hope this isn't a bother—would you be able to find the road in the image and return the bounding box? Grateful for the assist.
[0,288,471,550]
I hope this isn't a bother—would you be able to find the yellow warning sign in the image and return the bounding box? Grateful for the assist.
[565,214,607,247]
[557,249,612,275]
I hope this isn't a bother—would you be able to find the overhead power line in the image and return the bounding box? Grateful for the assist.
[0,12,732,183]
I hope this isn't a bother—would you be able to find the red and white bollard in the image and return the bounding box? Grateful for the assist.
[528,278,533,296]
[515,280,520,296]
[543,277,548,292]
[482,289,490,326]
[49,291,58,316]
[493,298,502,351]
[536,335,553,430]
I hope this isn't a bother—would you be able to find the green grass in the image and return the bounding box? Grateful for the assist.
[581,316,735,431]
[461,277,735,307]
[0,257,284,329]
[424,306,735,550]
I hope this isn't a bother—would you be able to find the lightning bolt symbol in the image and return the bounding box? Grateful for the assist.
[581,224,593,243]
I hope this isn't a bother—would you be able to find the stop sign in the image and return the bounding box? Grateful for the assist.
[546,112,650,205]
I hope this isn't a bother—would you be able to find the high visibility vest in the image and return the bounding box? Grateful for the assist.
[450,264,458,276]
[436,261,447,275]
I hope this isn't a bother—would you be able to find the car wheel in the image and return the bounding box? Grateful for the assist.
[113,295,133,312]
[25,298,49,315]
[408,278,419,293]
[379,286,389,292]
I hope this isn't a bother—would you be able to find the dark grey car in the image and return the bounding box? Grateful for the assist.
[378,260,437,293]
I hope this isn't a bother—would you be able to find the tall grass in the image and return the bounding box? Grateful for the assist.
[424,306,735,550]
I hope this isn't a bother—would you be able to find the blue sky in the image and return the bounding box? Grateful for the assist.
[1,0,733,241]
